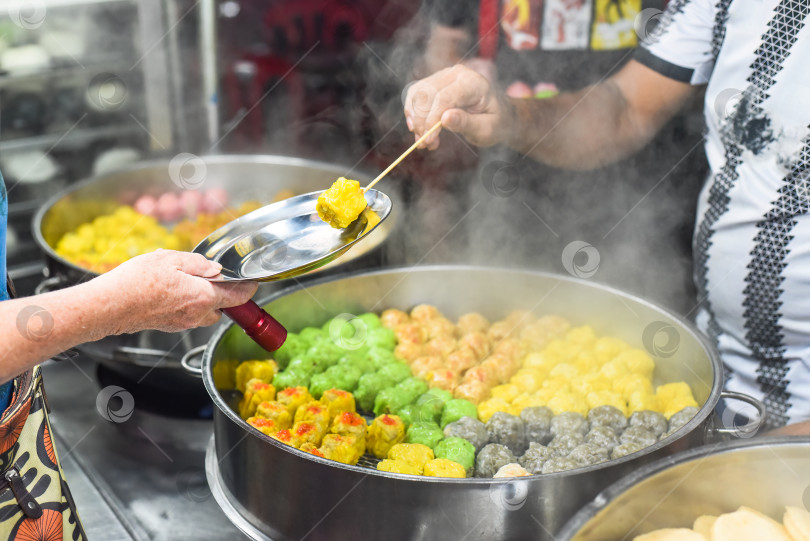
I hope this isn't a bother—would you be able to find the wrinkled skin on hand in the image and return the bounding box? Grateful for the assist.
[404,65,514,150]
[96,250,258,334]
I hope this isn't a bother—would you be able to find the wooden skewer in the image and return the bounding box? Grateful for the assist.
[364,121,443,193]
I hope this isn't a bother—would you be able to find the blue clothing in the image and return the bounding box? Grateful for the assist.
[0,172,13,412]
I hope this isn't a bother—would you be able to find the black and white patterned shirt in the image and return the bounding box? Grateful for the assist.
[637,0,810,427]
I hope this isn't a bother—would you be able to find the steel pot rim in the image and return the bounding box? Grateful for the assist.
[201,264,726,484]
[32,153,376,280]
[556,435,810,539]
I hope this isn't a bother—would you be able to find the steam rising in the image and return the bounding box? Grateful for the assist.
[356,6,706,316]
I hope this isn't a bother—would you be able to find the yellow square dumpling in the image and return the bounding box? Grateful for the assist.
[316,177,368,229]
[235,360,279,392]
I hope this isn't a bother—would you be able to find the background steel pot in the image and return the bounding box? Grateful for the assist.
[199,266,756,541]
[558,436,810,540]
[32,155,398,395]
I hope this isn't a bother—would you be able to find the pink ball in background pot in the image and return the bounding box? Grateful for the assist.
[179,190,203,219]
[202,188,228,213]
[134,195,157,217]
[156,192,184,222]
[506,81,534,98]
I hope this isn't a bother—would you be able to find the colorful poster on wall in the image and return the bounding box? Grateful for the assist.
[590,0,641,49]
[540,0,594,50]
[501,0,544,50]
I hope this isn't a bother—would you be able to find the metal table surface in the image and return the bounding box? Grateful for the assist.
[42,356,249,540]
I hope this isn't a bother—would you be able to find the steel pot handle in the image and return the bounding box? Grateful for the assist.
[712,390,768,438]
[180,345,207,378]
[35,275,71,295]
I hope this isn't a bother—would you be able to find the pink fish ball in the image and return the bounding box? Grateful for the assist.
[134,195,157,216]
[179,190,203,218]
[202,188,228,213]
[156,192,184,222]
[506,81,533,98]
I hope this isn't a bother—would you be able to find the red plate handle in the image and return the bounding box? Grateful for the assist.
[222,301,287,352]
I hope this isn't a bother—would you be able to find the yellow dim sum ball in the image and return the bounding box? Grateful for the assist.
[549,362,579,380]
[574,351,599,374]
[377,459,421,476]
[593,336,630,364]
[509,393,546,415]
[522,351,558,372]
[615,349,655,379]
[600,359,630,380]
[511,370,543,393]
[628,390,659,414]
[547,393,588,416]
[613,373,654,399]
[424,458,466,478]
[490,384,521,402]
[565,325,597,345]
[542,339,568,359]
[586,390,628,415]
[570,373,610,395]
[477,398,510,423]
[541,377,571,394]
[655,381,694,403]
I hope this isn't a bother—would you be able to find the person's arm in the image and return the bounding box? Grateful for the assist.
[404,60,695,170]
[0,250,257,382]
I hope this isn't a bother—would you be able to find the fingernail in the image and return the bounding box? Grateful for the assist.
[211,261,223,272]
[406,117,414,131]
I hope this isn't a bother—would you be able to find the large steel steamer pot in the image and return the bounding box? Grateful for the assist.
[32,155,396,392]
[200,266,756,541]
[558,436,810,540]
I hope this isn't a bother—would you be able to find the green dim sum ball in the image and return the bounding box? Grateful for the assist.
[396,377,428,399]
[308,373,337,399]
[368,348,397,370]
[325,365,362,392]
[406,422,445,450]
[272,333,304,369]
[304,342,344,370]
[378,362,412,383]
[441,399,478,428]
[366,328,396,350]
[434,437,475,476]
[338,355,374,375]
[355,373,396,412]
[272,370,310,390]
[373,387,412,417]
[286,357,318,376]
[298,327,323,346]
[358,313,382,329]
[414,392,446,424]
[395,403,418,427]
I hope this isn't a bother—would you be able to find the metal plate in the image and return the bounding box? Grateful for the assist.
[193,189,392,282]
